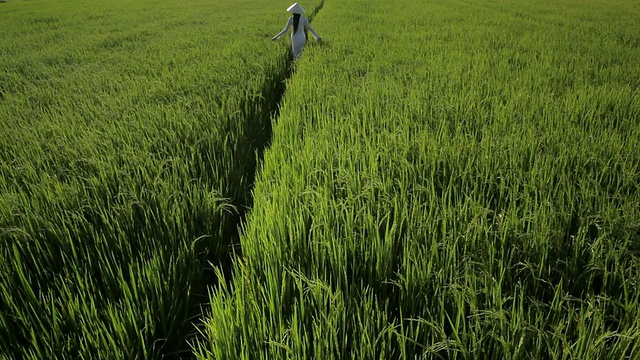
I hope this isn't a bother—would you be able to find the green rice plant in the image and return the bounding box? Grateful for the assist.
[196,0,640,358]
[0,0,319,358]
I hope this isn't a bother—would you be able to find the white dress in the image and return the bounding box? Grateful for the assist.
[272,16,321,59]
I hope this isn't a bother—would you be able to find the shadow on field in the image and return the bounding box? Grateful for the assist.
[162,36,297,360]
[163,3,325,358]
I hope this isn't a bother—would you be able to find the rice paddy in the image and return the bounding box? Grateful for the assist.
[1,0,639,358]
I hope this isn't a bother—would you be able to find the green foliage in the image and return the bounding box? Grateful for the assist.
[0,0,317,358]
[3,0,639,358]
[195,0,640,358]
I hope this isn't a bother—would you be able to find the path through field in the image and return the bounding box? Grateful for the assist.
[180,1,327,357]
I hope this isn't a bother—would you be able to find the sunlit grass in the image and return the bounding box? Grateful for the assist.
[196,0,640,358]
[0,0,321,358]
[2,0,638,358]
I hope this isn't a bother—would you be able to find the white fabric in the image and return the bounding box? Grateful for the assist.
[272,15,320,59]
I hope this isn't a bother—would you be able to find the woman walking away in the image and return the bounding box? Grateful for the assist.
[272,2,321,59]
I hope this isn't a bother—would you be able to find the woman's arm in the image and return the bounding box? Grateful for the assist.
[304,17,321,40]
[272,17,293,40]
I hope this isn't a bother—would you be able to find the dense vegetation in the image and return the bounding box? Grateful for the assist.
[195,0,640,358]
[2,0,639,358]
[0,0,318,358]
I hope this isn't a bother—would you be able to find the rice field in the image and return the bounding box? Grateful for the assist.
[2,0,640,359]
[0,0,319,357]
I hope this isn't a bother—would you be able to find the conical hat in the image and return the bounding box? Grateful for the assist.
[287,2,305,13]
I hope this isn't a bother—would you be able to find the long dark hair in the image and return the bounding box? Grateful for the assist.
[292,13,301,33]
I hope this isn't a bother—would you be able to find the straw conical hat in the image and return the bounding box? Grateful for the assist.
[287,2,305,13]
